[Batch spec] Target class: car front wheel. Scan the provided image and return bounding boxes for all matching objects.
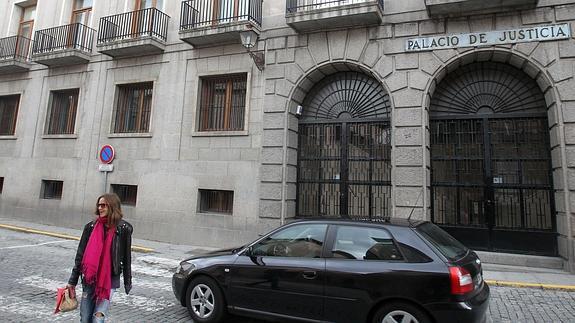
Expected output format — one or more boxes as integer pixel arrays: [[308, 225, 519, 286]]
[[373, 302, 431, 323], [186, 276, 226, 323]]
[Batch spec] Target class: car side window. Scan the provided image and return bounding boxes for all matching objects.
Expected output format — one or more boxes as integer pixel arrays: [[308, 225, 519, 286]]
[[250, 224, 328, 258], [331, 226, 404, 261]]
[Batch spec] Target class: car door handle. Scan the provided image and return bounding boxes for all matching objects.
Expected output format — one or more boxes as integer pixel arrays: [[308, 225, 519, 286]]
[[302, 271, 317, 280]]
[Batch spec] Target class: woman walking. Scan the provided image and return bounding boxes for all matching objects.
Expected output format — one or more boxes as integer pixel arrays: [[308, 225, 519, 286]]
[[67, 193, 133, 323]]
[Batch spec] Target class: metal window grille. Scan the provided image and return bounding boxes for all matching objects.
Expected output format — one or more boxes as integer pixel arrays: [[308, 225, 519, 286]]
[[111, 184, 138, 206], [0, 177, 3, 194], [0, 95, 20, 136], [41, 180, 63, 199], [199, 74, 246, 131], [199, 189, 233, 214], [46, 89, 79, 135], [113, 82, 153, 133]]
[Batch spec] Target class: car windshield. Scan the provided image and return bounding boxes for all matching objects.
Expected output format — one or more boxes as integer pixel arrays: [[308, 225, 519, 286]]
[[416, 223, 468, 261]]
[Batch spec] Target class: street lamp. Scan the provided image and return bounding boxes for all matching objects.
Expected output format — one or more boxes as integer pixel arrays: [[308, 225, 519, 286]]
[[239, 29, 265, 71]]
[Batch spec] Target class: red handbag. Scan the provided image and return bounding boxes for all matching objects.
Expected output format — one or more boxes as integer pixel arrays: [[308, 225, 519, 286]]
[[54, 287, 78, 314]]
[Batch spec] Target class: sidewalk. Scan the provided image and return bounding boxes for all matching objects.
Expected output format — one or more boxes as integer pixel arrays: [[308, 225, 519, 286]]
[[1, 217, 574, 291]]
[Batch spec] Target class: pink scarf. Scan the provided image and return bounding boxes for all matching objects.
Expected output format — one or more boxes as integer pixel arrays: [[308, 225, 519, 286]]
[[81, 216, 115, 301]]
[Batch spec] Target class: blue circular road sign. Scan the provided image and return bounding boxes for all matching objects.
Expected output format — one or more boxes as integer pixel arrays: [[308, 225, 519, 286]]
[[99, 145, 115, 164]]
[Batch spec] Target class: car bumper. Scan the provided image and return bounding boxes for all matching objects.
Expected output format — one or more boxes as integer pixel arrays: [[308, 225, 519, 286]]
[[426, 283, 490, 323], [172, 273, 187, 305]]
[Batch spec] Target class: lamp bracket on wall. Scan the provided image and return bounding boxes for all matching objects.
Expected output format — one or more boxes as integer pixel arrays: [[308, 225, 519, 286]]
[[239, 28, 265, 72]]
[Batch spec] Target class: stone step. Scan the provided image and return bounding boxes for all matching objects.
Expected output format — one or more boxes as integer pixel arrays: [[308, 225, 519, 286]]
[[476, 251, 565, 271]]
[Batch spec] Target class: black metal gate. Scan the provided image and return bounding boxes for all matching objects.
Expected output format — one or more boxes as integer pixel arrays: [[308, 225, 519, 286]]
[[298, 121, 391, 218], [430, 62, 557, 256], [296, 71, 391, 219]]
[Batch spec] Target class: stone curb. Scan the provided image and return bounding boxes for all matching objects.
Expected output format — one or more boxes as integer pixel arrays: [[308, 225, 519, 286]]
[[0, 223, 154, 253], [485, 279, 575, 291]]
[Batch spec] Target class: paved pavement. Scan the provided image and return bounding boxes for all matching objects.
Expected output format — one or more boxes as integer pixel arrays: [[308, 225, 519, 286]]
[[0, 218, 574, 323]]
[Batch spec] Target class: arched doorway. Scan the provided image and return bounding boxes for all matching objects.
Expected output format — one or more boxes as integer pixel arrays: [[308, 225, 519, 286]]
[[430, 61, 557, 256], [297, 71, 392, 219]]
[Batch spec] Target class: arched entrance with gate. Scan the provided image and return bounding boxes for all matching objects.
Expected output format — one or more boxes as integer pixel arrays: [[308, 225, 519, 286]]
[[297, 70, 392, 219], [429, 61, 557, 256]]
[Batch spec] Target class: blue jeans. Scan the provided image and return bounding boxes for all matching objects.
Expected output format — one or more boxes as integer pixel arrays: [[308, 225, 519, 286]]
[[80, 285, 115, 323]]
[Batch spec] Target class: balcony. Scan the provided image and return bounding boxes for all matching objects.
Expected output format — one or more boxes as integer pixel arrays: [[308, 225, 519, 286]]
[[425, 0, 537, 16], [97, 8, 170, 58], [179, 0, 262, 47], [285, 0, 384, 32], [32, 23, 94, 67], [0, 36, 33, 74]]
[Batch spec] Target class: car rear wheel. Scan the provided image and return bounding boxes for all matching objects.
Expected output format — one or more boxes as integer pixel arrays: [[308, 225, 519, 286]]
[[373, 302, 431, 323], [186, 276, 226, 323]]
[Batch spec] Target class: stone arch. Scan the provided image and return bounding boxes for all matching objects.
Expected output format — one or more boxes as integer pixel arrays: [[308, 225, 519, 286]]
[[287, 61, 395, 115], [423, 48, 565, 257], [258, 49, 395, 224], [424, 49, 558, 113], [284, 61, 394, 219]]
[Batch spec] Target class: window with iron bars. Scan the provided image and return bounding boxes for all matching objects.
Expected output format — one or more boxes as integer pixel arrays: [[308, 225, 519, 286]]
[[46, 89, 79, 135], [198, 189, 234, 215], [111, 184, 138, 206], [113, 82, 153, 133], [0, 95, 20, 136], [199, 74, 247, 131], [41, 180, 63, 199]]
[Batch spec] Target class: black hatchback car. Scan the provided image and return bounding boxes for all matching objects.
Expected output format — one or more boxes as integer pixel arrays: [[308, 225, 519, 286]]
[[172, 219, 489, 323]]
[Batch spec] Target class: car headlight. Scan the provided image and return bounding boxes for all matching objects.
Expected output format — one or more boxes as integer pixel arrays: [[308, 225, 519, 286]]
[[175, 261, 195, 274]]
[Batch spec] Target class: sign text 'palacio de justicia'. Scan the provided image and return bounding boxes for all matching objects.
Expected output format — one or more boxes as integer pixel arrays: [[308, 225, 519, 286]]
[[406, 23, 571, 52]]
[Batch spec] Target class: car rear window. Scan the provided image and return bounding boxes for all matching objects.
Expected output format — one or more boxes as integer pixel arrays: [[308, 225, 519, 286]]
[[415, 223, 468, 261]]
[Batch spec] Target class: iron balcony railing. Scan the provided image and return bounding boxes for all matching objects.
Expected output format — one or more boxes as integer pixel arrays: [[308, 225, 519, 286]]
[[98, 8, 170, 43], [286, 0, 384, 14], [0, 35, 33, 60], [180, 0, 262, 30], [32, 23, 95, 54]]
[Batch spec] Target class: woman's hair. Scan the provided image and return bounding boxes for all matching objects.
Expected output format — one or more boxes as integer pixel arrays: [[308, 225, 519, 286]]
[[94, 193, 123, 227]]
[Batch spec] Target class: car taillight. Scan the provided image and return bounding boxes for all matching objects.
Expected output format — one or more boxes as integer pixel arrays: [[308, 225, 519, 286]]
[[449, 266, 474, 295]]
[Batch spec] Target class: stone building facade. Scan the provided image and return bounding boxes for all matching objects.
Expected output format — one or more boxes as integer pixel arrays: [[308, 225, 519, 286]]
[[0, 0, 574, 271]]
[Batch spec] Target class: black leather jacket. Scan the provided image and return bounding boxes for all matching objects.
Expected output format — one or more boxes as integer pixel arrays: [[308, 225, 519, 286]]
[[68, 219, 133, 293]]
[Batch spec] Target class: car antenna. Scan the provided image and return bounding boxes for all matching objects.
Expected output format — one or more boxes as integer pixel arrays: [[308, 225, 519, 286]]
[[407, 188, 423, 221]]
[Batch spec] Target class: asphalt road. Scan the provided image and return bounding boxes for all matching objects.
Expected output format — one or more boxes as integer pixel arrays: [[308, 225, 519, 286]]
[[0, 227, 573, 323]]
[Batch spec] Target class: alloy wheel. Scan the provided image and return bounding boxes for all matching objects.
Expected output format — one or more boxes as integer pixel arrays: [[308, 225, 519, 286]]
[[382, 310, 419, 323], [190, 283, 215, 319]]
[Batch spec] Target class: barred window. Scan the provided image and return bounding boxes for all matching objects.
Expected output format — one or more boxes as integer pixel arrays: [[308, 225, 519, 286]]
[[0, 95, 20, 136], [111, 184, 138, 206], [46, 89, 79, 134], [0, 177, 4, 194], [199, 189, 233, 214], [113, 82, 153, 133], [199, 74, 247, 131], [41, 180, 63, 199]]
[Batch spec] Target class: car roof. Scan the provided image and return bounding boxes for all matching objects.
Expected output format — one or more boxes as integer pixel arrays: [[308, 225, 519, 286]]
[[287, 217, 428, 228]]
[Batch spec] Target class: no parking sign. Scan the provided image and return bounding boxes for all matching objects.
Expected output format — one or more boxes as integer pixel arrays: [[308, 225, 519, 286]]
[[99, 145, 115, 164]]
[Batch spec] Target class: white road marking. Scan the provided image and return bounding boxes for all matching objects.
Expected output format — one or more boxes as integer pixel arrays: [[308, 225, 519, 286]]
[[135, 255, 182, 269], [19, 275, 175, 312], [131, 263, 174, 278], [0, 295, 78, 321], [132, 278, 173, 292], [0, 240, 76, 250]]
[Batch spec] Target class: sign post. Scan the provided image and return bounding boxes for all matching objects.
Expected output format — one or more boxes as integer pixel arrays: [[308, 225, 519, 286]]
[[99, 145, 115, 193]]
